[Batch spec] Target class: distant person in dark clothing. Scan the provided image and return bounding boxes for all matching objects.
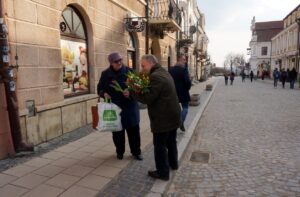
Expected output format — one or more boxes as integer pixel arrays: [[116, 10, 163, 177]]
[[250, 70, 254, 82], [261, 70, 265, 80], [241, 71, 246, 82], [273, 68, 280, 88], [287, 68, 290, 83], [289, 68, 298, 89], [281, 69, 288, 88], [224, 73, 229, 85], [169, 55, 192, 132], [230, 72, 235, 85]]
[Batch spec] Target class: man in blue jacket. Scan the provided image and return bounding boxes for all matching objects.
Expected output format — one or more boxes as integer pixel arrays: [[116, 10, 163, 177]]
[[169, 55, 191, 132], [97, 52, 142, 161]]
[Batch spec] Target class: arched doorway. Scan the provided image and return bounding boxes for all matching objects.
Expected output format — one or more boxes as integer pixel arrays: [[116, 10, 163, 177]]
[[60, 6, 89, 97], [127, 33, 137, 70], [150, 39, 161, 63]]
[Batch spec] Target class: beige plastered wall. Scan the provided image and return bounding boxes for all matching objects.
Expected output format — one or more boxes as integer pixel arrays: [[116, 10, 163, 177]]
[[3, 0, 177, 145]]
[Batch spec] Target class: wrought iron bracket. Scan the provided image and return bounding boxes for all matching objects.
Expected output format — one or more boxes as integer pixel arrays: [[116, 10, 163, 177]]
[[124, 17, 147, 32]]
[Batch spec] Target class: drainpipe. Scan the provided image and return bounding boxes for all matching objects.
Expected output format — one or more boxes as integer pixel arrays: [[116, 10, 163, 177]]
[[270, 40, 272, 78], [0, 1, 33, 153], [145, 0, 149, 54]]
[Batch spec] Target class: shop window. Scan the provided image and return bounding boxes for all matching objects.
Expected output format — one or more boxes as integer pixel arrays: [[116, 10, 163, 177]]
[[127, 33, 136, 70], [261, 46, 268, 56], [60, 6, 89, 97]]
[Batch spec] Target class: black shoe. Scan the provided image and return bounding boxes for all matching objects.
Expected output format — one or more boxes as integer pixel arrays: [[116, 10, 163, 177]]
[[148, 170, 169, 181], [117, 154, 123, 160], [133, 154, 143, 160], [180, 124, 185, 132], [170, 165, 178, 170]]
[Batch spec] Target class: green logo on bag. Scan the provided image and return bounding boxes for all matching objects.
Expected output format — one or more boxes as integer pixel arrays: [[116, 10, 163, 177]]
[[103, 110, 117, 121]]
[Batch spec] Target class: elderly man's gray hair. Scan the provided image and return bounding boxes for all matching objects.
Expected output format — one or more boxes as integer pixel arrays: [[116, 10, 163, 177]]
[[141, 54, 158, 65]]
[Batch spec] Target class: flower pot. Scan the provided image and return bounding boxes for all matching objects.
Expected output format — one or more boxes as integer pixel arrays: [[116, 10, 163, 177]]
[[206, 84, 213, 91]]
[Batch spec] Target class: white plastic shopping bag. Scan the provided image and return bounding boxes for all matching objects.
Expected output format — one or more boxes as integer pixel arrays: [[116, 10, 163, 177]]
[[97, 99, 122, 132]]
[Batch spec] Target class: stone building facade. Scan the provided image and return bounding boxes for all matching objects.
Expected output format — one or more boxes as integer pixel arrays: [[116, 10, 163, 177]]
[[271, 4, 300, 74], [0, 0, 182, 151], [249, 17, 283, 77], [177, 0, 208, 81]]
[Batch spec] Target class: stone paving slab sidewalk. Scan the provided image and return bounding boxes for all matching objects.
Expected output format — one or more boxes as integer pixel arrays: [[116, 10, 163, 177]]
[[0, 78, 216, 197], [98, 78, 217, 197]]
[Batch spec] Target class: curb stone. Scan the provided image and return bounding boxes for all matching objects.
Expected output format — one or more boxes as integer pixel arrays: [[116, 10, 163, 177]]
[[146, 79, 218, 197]]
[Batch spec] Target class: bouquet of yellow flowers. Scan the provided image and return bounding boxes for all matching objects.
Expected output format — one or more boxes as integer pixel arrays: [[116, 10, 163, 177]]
[[126, 71, 150, 94]]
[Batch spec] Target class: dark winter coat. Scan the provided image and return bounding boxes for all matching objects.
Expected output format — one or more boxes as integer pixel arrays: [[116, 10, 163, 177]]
[[289, 69, 298, 81], [230, 72, 235, 80], [97, 65, 140, 129], [131, 64, 181, 133], [273, 70, 280, 79], [281, 71, 288, 81], [169, 64, 191, 103]]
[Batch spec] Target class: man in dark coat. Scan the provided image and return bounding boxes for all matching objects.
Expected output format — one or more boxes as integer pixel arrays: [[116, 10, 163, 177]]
[[169, 55, 191, 131], [131, 54, 181, 181], [280, 69, 288, 88], [289, 67, 297, 89], [273, 68, 280, 88], [97, 52, 143, 161], [230, 72, 235, 85]]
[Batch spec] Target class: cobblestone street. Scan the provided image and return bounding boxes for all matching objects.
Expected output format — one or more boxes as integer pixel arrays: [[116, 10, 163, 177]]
[[167, 78, 300, 197]]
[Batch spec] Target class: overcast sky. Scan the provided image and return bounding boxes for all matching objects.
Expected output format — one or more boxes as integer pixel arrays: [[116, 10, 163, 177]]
[[197, 0, 300, 67]]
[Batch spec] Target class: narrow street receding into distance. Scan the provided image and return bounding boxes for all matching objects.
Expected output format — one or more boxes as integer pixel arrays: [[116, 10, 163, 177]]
[[167, 78, 300, 196]]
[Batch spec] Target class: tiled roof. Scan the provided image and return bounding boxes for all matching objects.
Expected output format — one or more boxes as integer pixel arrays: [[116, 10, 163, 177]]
[[255, 21, 283, 30], [254, 21, 284, 42]]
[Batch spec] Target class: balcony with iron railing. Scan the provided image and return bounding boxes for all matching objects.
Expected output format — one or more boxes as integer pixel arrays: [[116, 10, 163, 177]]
[[148, 0, 182, 32], [176, 26, 197, 48]]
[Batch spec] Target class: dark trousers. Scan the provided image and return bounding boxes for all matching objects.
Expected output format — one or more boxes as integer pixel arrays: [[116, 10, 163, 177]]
[[282, 79, 286, 88], [274, 78, 278, 87], [290, 80, 295, 89], [225, 79, 228, 85], [153, 129, 178, 177], [112, 125, 141, 156]]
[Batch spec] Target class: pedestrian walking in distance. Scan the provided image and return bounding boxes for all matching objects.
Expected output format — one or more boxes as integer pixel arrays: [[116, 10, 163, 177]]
[[250, 70, 254, 82], [131, 54, 181, 181], [97, 52, 143, 161], [273, 68, 280, 88], [241, 71, 246, 82], [289, 68, 297, 89], [169, 55, 192, 132], [280, 69, 287, 88], [230, 72, 235, 85], [224, 73, 229, 85]]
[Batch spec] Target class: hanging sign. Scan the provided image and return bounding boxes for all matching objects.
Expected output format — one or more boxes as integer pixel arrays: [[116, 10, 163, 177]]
[[2, 46, 9, 54], [3, 55, 9, 63], [9, 81, 15, 91], [125, 18, 145, 32], [8, 69, 13, 77]]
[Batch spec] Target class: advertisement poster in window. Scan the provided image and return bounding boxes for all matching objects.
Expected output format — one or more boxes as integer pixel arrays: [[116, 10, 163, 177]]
[[61, 39, 88, 96]]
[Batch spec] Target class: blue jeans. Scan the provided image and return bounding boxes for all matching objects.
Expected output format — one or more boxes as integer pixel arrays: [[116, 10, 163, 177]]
[[181, 102, 189, 123], [290, 80, 295, 89]]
